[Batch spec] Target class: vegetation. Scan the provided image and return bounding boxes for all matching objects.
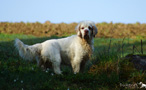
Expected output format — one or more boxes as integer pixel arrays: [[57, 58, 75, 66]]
[[0, 21, 146, 38], [0, 22, 146, 89]]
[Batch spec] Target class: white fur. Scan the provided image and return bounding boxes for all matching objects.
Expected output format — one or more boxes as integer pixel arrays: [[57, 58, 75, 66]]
[[139, 82, 146, 88], [14, 21, 98, 74]]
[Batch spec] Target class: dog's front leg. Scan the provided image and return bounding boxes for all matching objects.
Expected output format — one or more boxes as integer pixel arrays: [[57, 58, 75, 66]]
[[71, 57, 82, 74], [80, 60, 86, 73]]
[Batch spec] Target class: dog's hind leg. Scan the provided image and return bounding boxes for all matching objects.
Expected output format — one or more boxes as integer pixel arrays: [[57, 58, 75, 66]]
[[52, 61, 62, 74], [51, 54, 62, 74]]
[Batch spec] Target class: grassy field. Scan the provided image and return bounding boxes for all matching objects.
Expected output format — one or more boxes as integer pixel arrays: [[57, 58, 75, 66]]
[[0, 33, 146, 90]]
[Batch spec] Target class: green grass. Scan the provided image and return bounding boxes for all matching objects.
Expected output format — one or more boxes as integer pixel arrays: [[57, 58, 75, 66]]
[[0, 33, 36, 41], [0, 33, 146, 89]]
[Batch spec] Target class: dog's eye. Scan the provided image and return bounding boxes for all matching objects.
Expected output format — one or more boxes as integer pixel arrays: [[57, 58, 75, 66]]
[[88, 26, 92, 30], [81, 27, 84, 29]]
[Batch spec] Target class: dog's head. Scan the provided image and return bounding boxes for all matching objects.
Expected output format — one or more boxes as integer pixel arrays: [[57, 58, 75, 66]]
[[75, 21, 98, 39]]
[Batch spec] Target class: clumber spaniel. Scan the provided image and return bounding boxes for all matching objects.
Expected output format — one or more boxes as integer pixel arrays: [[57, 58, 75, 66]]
[[15, 21, 98, 74]]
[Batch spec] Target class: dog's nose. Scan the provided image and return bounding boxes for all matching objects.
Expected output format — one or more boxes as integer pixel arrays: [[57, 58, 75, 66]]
[[84, 30, 88, 33]]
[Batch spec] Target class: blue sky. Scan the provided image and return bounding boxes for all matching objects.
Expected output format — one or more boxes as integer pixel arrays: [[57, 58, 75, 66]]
[[0, 0, 146, 23]]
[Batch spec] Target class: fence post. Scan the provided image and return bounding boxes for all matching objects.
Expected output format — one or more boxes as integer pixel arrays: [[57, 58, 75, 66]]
[[141, 39, 143, 54], [133, 45, 135, 54]]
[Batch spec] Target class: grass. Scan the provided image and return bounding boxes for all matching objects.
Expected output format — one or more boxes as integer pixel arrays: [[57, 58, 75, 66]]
[[0, 33, 146, 89]]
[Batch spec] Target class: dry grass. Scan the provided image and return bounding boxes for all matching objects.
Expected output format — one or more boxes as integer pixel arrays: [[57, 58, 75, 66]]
[[0, 21, 146, 38]]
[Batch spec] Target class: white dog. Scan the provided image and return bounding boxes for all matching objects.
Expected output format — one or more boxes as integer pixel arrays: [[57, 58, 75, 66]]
[[15, 21, 98, 74]]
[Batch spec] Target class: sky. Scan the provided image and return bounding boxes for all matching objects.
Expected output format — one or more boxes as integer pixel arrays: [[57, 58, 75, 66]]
[[0, 0, 146, 24]]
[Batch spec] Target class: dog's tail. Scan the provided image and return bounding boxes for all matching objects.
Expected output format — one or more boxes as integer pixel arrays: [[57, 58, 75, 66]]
[[14, 38, 42, 61]]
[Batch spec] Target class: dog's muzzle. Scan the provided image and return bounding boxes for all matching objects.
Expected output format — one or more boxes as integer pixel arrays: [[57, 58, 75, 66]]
[[84, 30, 90, 39]]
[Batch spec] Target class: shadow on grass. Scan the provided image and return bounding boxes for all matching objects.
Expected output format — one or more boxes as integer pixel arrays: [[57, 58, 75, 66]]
[[0, 36, 146, 89]]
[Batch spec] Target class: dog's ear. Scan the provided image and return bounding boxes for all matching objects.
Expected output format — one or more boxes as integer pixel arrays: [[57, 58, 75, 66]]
[[75, 24, 82, 37], [92, 24, 98, 37]]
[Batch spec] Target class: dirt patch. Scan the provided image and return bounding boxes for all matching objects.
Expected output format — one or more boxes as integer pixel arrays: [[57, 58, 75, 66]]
[[125, 54, 146, 71]]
